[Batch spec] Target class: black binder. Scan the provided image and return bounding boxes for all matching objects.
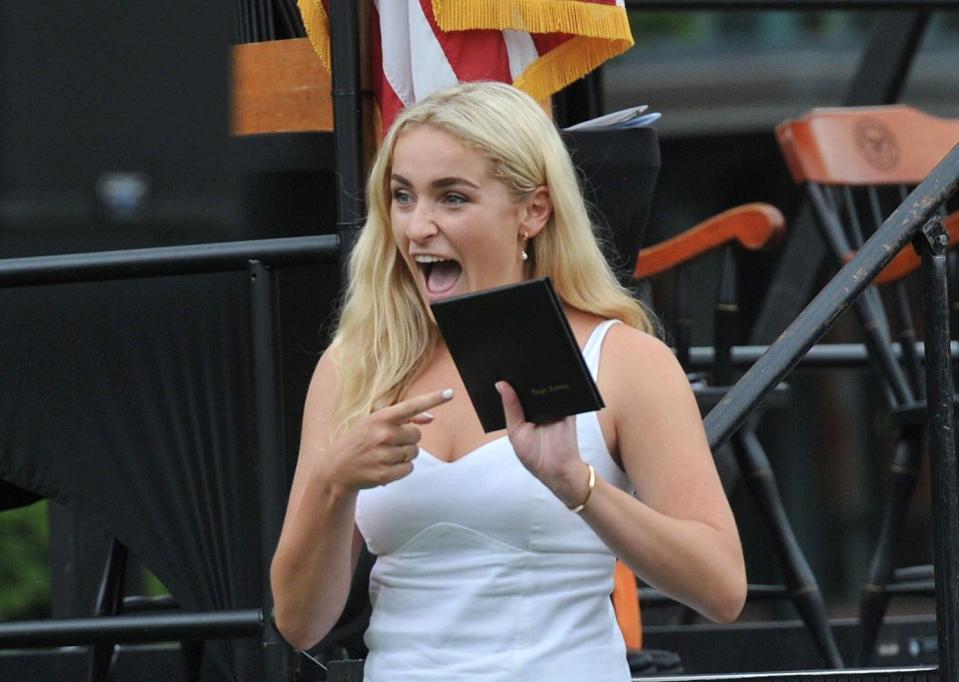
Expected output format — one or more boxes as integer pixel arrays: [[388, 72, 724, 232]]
[[431, 277, 604, 433]]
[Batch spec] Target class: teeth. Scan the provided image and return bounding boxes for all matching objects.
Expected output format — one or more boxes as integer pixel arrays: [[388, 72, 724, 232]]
[[413, 255, 450, 263]]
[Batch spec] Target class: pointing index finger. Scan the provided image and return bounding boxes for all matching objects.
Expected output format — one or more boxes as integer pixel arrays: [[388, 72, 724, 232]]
[[385, 388, 454, 423]]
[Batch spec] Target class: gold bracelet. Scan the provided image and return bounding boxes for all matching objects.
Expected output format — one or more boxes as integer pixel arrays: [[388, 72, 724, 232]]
[[568, 463, 596, 513]]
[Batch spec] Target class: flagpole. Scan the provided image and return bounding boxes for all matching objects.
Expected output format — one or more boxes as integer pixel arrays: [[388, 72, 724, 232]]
[[329, 0, 367, 280]]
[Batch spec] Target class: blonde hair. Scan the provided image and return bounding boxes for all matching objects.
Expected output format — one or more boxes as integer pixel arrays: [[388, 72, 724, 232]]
[[329, 81, 655, 429]]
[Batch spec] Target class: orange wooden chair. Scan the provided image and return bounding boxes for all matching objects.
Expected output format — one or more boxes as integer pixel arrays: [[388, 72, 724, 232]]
[[612, 202, 844, 669], [776, 104, 959, 664]]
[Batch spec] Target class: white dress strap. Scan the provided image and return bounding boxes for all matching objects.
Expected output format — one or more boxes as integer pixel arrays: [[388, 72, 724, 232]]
[[581, 319, 621, 378]]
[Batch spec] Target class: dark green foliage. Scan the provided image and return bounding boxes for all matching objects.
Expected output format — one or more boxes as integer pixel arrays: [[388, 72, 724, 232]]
[[629, 12, 698, 42], [0, 502, 50, 620]]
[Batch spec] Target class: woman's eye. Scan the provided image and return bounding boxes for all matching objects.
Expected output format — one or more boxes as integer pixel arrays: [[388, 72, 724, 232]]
[[443, 193, 467, 206], [392, 189, 412, 205]]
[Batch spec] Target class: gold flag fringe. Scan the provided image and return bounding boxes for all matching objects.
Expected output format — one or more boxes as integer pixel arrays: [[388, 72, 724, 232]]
[[297, 0, 332, 73], [432, 0, 634, 103], [433, 0, 633, 41], [513, 34, 631, 103]]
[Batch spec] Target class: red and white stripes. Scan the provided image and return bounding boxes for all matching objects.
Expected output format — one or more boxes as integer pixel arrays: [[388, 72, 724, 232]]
[[298, 0, 633, 132]]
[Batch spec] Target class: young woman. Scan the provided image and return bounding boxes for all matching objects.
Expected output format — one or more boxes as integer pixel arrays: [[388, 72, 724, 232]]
[[271, 81, 746, 681]]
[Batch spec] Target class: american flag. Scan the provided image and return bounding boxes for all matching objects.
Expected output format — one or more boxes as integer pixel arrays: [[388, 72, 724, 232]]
[[297, 0, 634, 131]]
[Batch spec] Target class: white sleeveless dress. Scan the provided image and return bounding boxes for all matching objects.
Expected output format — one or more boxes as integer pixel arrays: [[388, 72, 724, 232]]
[[355, 320, 632, 681]]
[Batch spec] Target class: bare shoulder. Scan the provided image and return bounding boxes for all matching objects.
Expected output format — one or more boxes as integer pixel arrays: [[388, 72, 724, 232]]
[[600, 324, 695, 413], [600, 324, 715, 509], [603, 324, 683, 376], [309, 346, 339, 388]]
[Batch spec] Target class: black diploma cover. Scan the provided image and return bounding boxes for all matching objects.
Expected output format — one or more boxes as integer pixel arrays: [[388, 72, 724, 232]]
[[430, 277, 605, 433]]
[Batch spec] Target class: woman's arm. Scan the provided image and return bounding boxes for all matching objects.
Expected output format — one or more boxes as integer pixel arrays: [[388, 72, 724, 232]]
[[270, 352, 365, 650], [590, 326, 746, 622], [498, 326, 746, 623], [270, 352, 453, 649]]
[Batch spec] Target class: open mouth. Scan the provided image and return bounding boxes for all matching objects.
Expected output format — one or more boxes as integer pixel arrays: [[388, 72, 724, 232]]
[[414, 255, 463, 297]]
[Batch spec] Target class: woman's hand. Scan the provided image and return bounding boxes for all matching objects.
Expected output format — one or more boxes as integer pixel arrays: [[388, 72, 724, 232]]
[[496, 380, 590, 508], [326, 388, 454, 491]]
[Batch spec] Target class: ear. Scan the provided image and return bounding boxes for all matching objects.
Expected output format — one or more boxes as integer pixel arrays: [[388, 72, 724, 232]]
[[518, 186, 552, 239]]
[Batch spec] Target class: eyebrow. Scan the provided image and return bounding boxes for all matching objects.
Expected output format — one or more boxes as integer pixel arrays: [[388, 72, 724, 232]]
[[390, 173, 480, 190]]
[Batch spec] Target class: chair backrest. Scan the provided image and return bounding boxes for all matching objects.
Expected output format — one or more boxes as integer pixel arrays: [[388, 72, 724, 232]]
[[778, 105, 959, 285], [777, 105, 959, 187]]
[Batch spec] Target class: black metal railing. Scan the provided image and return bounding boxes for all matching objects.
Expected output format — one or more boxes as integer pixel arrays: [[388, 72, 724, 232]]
[[0, 235, 338, 288], [686, 342, 959, 370], [0, 234, 339, 681], [0, 610, 263, 648]]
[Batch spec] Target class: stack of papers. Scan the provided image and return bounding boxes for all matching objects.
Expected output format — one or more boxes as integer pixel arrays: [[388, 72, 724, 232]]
[[562, 105, 661, 131]]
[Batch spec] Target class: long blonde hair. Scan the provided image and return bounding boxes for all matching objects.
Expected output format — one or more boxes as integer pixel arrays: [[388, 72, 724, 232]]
[[329, 81, 655, 429]]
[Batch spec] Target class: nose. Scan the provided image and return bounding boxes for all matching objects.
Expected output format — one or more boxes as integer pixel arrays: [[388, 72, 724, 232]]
[[405, 202, 438, 243]]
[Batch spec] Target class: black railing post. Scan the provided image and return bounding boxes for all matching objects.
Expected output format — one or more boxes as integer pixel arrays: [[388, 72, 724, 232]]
[[919, 216, 959, 682], [329, 0, 366, 280], [248, 259, 293, 681], [87, 538, 130, 682]]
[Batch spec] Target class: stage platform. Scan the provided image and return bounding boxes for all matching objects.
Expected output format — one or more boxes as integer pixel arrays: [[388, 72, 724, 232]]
[[643, 615, 939, 675], [650, 670, 936, 681]]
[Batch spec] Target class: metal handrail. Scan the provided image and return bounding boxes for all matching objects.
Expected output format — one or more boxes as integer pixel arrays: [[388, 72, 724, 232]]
[[0, 610, 263, 648], [0, 234, 339, 288]]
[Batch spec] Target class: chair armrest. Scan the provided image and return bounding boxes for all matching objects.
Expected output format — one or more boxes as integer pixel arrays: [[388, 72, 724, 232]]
[[843, 210, 959, 285], [634, 203, 785, 279]]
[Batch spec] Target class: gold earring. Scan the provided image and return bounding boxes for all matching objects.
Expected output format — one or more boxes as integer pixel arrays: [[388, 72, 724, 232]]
[[520, 232, 529, 261]]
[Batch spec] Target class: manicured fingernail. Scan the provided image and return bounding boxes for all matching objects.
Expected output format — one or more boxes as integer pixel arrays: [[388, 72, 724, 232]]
[[442, 388, 454, 400], [420, 411, 434, 420], [494, 382, 503, 395]]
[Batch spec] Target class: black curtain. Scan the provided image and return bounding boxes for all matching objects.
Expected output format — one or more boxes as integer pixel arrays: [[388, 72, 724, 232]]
[[0, 273, 266, 679]]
